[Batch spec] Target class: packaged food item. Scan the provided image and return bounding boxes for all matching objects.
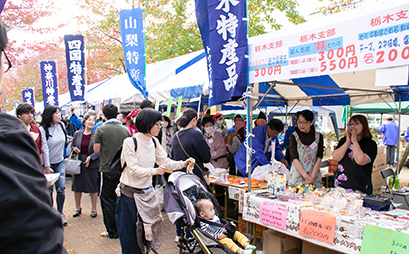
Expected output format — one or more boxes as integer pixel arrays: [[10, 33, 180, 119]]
[[186, 161, 194, 174], [267, 171, 286, 194]]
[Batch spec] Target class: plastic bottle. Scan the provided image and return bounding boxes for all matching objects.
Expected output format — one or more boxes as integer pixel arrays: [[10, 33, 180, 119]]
[[395, 175, 400, 190], [389, 176, 394, 189]]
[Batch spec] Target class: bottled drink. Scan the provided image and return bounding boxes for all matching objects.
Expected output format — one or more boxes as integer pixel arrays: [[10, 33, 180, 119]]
[[389, 176, 394, 189]]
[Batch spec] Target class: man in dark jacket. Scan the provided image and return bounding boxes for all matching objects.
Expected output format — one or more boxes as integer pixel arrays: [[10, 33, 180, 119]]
[[0, 18, 66, 253]]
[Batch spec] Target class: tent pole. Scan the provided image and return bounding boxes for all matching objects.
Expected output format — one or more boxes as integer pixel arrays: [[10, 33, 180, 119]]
[[396, 95, 402, 174]]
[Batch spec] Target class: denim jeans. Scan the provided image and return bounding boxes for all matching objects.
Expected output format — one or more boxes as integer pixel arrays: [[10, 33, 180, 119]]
[[116, 195, 143, 254], [48, 160, 65, 214]]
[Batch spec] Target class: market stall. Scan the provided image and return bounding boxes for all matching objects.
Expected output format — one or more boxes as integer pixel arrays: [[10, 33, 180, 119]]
[[242, 188, 409, 254]]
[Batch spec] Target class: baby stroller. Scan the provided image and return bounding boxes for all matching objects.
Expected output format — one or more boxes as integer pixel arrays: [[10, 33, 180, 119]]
[[164, 172, 254, 254]]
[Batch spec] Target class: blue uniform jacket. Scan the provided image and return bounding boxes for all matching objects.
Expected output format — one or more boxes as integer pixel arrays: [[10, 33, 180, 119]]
[[70, 114, 103, 131], [234, 124, 285, 177], [379, 121, 399, 146]]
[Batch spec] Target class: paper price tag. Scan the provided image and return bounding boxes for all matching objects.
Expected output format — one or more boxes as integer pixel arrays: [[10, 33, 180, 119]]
[[298, 209, 336, 244], [259, 199, 288, 230], [361, 224, 409, 254]]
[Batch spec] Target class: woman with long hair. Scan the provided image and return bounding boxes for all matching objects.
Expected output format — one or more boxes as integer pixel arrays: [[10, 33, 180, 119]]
[[332, 115, 377, 195], [116, 108, 194, 253], [171, 108, 211, 178], [40, 105, 68, 225], [71, 113, 100, 218], [170, 108, 211, 242], [288, 110, 324, 187]]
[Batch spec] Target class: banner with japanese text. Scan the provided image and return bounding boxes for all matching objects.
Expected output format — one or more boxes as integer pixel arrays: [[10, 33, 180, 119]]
[[22, 88, 35, 107], [119, 8, 147, 98], [196, 0, 248, 106], [249, 3, 409, 83], [40, 61, 59, 107], [64, 35, 85, 102]]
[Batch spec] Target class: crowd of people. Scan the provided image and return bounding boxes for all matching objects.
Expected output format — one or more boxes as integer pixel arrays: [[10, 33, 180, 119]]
[[5, 89, 385, 253]]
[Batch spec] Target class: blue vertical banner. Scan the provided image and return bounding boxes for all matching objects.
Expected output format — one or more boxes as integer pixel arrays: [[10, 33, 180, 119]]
[[64, 35, 85, 102], [195, 0, 248, 106], [22, 88, 35, 106], [40, 61, 59, 107], [119, 8, 147, 98]]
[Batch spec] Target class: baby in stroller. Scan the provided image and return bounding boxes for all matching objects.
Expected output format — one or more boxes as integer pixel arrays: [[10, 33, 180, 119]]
[[195, 199, 256, 254]]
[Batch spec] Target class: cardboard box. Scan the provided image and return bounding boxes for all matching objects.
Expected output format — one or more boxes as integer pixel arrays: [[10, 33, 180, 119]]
[[372, 145, 387, 195], [263, 229, 301, 254], [372, 169, 386, 195], [302, 241, 342, 254]]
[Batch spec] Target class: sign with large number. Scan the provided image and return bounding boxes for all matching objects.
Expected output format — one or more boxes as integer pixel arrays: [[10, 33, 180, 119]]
[[40, 61, 59, 107], [249, 3, 409, 83], [298, 209, 336, 244], [64, 35, 85, 102], [361, 224, 409, 254]]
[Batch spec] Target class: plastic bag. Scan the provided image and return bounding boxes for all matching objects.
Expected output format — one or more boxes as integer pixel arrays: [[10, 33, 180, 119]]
[[155, 185, 164, 211], [251, 164, 271, 182], [203, 162, 216, 176]]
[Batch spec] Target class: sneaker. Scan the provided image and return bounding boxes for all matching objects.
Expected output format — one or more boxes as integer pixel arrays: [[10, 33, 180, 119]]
[[61, 215, 68, 226], [175, 235, 180, 243]]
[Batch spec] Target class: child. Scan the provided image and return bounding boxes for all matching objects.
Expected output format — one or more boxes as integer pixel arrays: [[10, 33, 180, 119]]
[[194, 199, 256, 254]]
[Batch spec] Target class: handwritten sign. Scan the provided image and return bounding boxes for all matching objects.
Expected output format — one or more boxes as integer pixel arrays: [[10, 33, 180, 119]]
[[298, 209, 336, 244], [259, 199, 288, 230], [361, 224, 409, 254]]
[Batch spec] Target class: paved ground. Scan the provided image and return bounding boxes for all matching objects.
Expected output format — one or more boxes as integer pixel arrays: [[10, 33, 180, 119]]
[[62, 165, 409, 253], [62, 178, 181, 254]]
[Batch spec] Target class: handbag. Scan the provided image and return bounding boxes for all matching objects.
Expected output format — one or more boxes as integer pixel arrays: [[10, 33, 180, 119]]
[[64, 151, 82, 175], [175, 133, 213, 192]]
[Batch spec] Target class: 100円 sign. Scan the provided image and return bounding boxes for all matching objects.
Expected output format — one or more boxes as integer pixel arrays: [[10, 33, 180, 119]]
[[298, 208, 336, 244]]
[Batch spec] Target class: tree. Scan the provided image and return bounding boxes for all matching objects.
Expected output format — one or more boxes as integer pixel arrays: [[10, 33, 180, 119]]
[[0, 42, 68, 111], [0, 0, 68, 111], [77, 0, 306, 84], [318, 0, 364, 15]]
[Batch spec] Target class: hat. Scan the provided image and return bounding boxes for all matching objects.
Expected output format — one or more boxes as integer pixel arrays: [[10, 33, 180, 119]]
[[126, 109, 139, 120], [255, 119, 267, 127], [235, 121, 246, 132], [212, 112, 222, 121]]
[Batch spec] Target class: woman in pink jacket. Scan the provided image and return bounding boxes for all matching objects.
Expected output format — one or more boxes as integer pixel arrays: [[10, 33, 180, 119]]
[[202, 116, 229, 169]]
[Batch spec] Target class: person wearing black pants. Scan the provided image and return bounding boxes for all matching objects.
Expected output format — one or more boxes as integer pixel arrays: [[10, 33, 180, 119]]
[[93, 104, 131, 239]]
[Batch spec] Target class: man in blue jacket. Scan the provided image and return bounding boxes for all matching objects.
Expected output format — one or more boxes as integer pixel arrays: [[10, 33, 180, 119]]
[[234, 118, 289, 177], [379, 117, 399, 166]]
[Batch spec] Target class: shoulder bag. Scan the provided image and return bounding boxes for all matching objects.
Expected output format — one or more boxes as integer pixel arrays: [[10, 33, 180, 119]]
[[64, 151, 81, 175], [175, 132, 213, 192]]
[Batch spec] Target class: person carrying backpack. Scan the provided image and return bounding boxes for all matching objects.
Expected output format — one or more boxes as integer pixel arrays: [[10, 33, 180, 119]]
[[93, 103, 130, 239], [40, 105, 69, 226], [116, 108, 194, 254]]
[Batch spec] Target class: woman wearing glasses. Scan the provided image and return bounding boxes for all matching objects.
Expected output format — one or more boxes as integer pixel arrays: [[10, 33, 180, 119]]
[[332, 115, 377, 195], [288, 110, 324, 187], [116, 108, 194, 253]]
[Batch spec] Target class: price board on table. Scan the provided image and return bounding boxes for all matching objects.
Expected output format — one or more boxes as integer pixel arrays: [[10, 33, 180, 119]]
[[259, 199, 288, 230], [298, 209, 336, 244], [361, 224, 409, 254]]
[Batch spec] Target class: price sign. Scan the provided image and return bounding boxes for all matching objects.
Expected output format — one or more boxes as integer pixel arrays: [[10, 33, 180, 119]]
[[361, 224, 409, 254], [259, 199, 288, 230], [298, 209, 336, 244]]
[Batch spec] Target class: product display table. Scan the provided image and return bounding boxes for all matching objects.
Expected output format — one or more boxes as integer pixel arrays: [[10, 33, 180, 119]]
[[242, 190, 409, 253]]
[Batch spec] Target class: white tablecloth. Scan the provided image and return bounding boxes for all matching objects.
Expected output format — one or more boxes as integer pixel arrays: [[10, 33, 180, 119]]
[[242, 190, 409, 254]]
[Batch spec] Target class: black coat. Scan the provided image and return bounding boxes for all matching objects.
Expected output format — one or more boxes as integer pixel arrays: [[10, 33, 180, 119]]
[[0, 113, 66, 254]]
